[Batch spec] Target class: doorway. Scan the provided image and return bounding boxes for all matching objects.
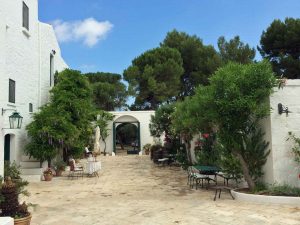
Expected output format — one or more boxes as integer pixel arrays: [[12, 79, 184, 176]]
[[113, 121, 140, 155], [4, 134, 11, 161]]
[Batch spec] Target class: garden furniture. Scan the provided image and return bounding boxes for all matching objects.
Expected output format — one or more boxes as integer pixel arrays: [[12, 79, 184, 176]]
[[86, 159, 101, 177], [68, 159, 84, 179], [211, 186, 235, 201], [157, 158, 169, 166], [193, 165, 219, 186], [187, 166, 209, 189], [216, 172, 239, 187]]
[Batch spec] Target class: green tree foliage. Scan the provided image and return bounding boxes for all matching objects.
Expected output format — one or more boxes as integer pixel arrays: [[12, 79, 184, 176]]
[[218, 36, 256, 64], [26, 69, 95, 163], [85, 72, 128, 110], [288, 132, 300, 164], [195, 133, 219, 166], [124, 47, 184, 110], [172, 62, 276, 190], [149, 104, 175, 138], [208, 62, 276, 190], [96, 110, 115, 155], [242, 127, 270, 181], [161, 29, 222, 96], [258, 18, 300, 79]]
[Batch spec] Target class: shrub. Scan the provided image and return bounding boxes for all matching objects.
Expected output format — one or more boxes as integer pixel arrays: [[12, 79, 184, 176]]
[[268, 184, 300, 197], [4, 161, 29, 196]]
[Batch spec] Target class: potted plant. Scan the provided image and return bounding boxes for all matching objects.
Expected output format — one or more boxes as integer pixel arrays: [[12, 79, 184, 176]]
[[43, 168, 53, 181], [0, 176, 32, 225], [53, 160, 66, 176], [143, 144, 152, 155]]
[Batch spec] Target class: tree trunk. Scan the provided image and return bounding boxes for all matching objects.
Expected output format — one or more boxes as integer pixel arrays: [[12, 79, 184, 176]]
[[233, 150, 256, 191], [47, 159, 51, 168], [182, 134, 192, 164], [104, 140, 107, 156]]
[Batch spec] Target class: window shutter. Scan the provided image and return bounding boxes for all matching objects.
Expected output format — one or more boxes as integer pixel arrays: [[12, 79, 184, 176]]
[[9, 79, 15, 103], [22, 2, 29, 30]]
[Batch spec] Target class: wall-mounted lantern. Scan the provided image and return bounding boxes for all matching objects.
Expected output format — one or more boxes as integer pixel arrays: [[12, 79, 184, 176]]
[[278, 103, 290, 116], [2, 108, 23, 129]]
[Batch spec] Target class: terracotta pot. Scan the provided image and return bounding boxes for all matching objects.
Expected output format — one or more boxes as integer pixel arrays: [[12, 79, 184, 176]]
[[55, 170, 63, 176], [14, 213, 32, 225], [44, 174, 53, 181]]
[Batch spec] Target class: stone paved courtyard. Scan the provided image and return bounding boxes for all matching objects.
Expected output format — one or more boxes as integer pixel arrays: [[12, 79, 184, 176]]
[[26, 156, 300, 225]]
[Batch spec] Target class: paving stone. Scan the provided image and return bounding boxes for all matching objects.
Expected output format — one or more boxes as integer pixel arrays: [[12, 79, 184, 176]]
[[24, 156, 300, 225]]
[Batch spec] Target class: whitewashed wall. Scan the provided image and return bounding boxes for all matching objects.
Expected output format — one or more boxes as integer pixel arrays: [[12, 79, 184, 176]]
[[0, 0, 67, 177], [263, 80, 300, 187], [100, 111, 155, 154]]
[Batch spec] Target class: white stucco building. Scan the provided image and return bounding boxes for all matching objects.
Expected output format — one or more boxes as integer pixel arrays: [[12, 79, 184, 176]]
[[0, 0, 67, 178]]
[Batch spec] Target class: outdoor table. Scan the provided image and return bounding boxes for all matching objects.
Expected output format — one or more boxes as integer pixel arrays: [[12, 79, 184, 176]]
[[193, 165, 220, 175], [193, 165, 220, 184], [86, 160, 101, 177]]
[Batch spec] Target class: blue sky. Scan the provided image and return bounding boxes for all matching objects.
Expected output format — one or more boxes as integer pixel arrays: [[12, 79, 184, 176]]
[[39, 0, 300, 75]]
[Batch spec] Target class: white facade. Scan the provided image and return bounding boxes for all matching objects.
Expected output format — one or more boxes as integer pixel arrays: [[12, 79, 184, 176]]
[[0, 0, 67, 177], [263, 80, 300, 188], [101, 111, 155, 154]]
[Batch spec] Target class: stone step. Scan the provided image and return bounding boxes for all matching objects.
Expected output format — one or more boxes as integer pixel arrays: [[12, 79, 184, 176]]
[[20, 168, 43, 175], [20, 161, 41, 168], [20, 174, 42, 182], [21, 155, 39, 162]]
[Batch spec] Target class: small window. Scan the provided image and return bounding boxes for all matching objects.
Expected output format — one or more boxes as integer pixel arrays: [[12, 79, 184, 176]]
[[22, 2, 29, 30], [9, 79, 15, 103], [29, 103, 33, 112]]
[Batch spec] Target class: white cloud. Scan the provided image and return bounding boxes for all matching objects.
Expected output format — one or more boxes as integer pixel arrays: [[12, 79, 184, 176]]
[[52, 18, 113, 47]]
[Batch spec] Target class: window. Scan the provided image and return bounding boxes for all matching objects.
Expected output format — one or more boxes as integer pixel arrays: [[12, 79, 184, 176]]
[[22, 2, 29, 30], [9, 79, 15, 103], [29, 103, 33, 112], [50, 54, 54, 86]]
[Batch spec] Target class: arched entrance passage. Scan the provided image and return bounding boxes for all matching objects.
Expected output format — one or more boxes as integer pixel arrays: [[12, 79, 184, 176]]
[[112, 115, 140, 154]]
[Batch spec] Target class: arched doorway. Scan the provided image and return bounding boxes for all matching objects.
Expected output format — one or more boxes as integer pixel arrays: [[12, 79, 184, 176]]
[[4, 134, 11, 161], [112, 115, 140, 155]]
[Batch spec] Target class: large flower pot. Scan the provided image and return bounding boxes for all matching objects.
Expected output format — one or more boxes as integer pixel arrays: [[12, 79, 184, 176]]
[[44, 174, 53, 181], [55, 170, 63, 177], [14, 213, 32, 225]]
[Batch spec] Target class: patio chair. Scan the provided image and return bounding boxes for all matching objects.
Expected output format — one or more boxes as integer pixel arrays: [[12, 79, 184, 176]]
[[187, 166, 209, 189], [68, 159, 84, 179], [216, 172, 238, 187]]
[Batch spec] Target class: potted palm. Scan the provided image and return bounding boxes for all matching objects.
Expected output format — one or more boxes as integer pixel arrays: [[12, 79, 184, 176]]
[[43, 168, 54, 181], [0, 176, 32, 225], [143, 143, 152, 155], [53, 160, 66, 176]]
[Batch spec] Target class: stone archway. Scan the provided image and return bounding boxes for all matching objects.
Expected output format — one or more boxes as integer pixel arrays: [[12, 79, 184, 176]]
[[112, 115, 140, 154]]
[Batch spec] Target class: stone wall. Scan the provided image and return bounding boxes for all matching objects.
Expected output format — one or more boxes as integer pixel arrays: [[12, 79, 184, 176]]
[[263, 79, 300, 187]]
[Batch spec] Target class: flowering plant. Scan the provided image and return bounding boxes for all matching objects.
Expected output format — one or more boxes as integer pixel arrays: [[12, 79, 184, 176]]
[[43, 168, 53, 175]]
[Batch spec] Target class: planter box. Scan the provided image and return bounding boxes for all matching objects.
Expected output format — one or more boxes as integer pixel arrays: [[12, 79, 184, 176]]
[[232, 189, 300, 206], [0, 217, 13, 225]]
